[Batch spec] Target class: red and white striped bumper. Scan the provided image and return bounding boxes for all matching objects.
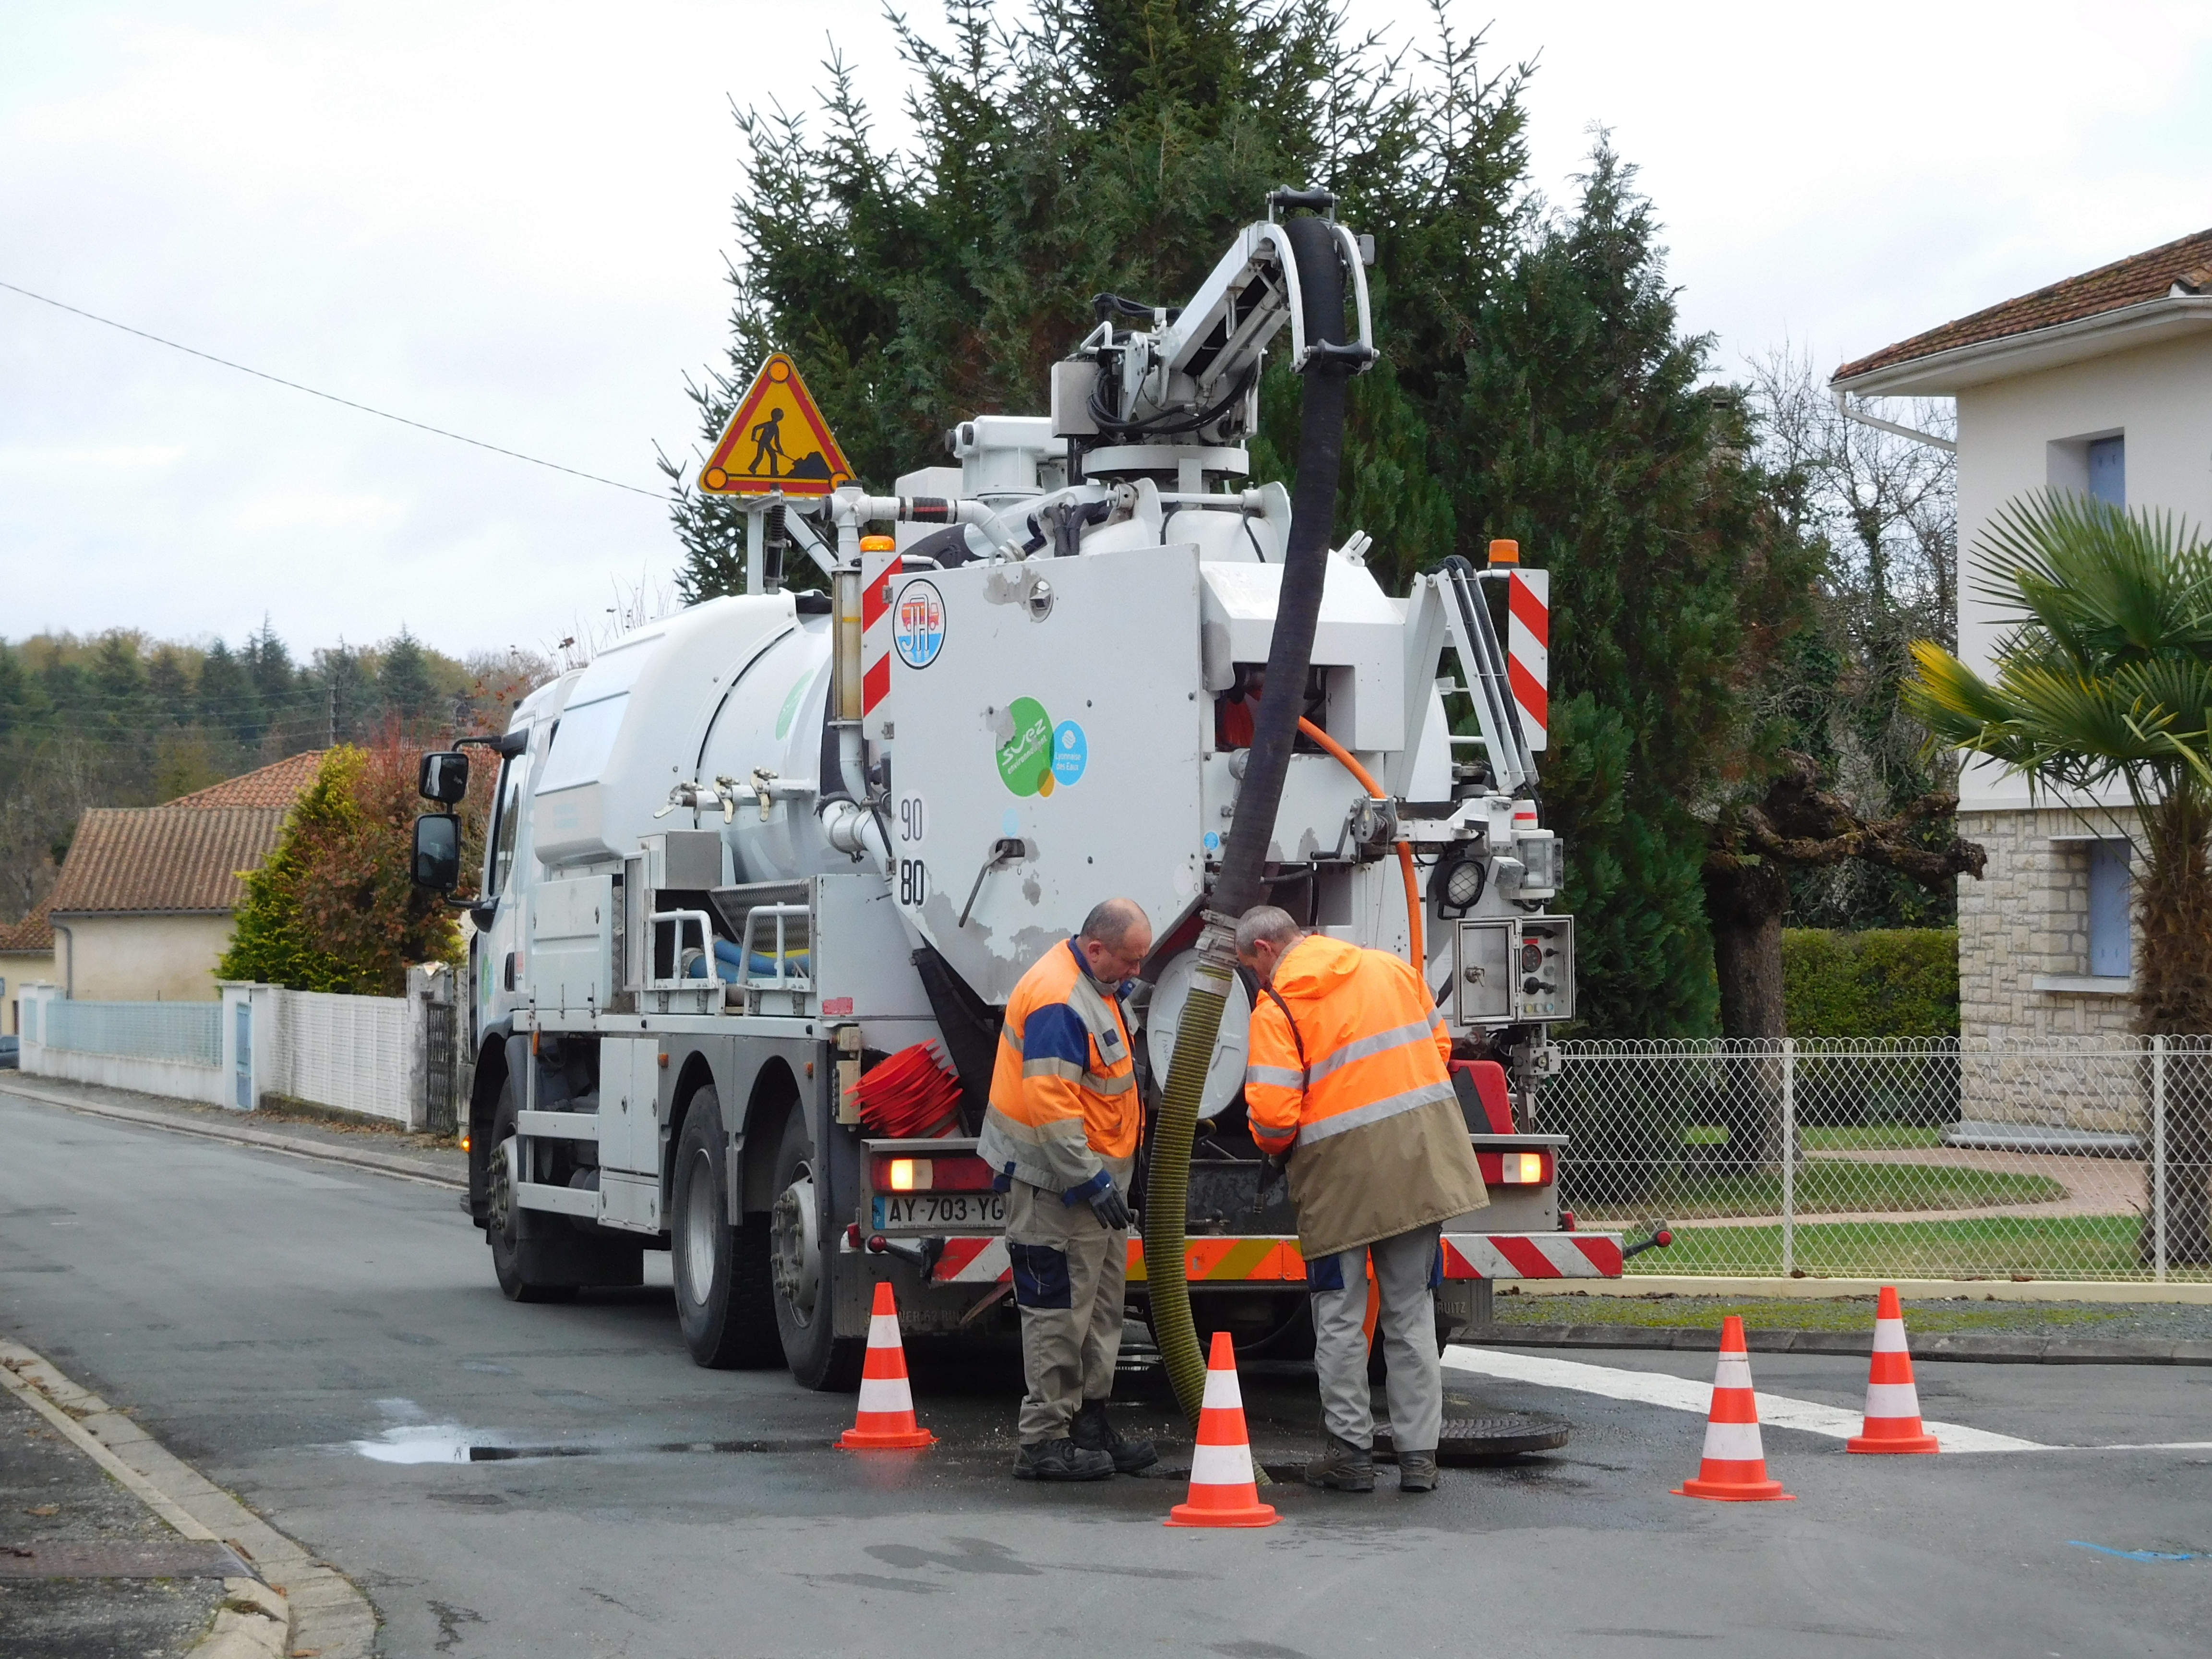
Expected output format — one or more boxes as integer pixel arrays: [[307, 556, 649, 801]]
[[920, 1232, 1623, 1286]]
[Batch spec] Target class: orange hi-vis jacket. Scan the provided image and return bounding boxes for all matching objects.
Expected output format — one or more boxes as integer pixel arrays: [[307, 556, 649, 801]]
[[1245, 933, 1488, 1258], [977, 938, 1141, 1197]]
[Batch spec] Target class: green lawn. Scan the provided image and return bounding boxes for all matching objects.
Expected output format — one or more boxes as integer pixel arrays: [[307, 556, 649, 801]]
[[1682, 1124, 1946, 1152], [1802, 1125, 1946, 1152], [1614, 1214, 2204, 1281], [1489, 1294, 2139, 1334], [1579, 1159, 2064, 1223]]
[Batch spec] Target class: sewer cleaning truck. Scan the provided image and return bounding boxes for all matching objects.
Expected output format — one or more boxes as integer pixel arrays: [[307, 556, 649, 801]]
[[409, 189, 1652, 1407]]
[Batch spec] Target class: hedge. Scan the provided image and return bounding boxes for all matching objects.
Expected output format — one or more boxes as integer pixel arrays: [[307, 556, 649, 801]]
[[1782, 928, 1959, 1038]]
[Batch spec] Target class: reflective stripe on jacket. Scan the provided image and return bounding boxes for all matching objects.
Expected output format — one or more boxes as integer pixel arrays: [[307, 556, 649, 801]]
[[977, 938, 1140, 1195], [1244, 933, 1487, 1258]]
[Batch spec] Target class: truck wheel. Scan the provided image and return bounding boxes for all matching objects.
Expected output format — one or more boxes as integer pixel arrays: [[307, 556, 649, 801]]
[[672, 1086, 780, 1369], [487, 1082, 576, 1304], [769, 1104, 863, 1391]]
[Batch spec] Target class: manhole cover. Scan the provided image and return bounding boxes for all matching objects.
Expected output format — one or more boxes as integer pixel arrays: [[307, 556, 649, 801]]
[[1376, 1413, 1568, 1463]]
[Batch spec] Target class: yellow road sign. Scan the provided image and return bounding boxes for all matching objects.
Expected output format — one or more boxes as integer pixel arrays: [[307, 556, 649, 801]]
[[697, 353, 854, 497]]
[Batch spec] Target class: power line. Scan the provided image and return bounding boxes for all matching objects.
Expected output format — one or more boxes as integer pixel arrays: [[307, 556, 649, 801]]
[[0, 279, 667, 500]]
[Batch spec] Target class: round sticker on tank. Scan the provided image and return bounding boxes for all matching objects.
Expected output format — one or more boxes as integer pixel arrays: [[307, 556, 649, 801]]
[[1051, 720, 1087, 788], [995, 696, 1055, 796], [893, 579, 946, 669]]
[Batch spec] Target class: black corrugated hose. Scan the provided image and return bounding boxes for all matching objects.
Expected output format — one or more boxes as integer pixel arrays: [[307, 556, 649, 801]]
[[1143, 208, 1363, 1427]]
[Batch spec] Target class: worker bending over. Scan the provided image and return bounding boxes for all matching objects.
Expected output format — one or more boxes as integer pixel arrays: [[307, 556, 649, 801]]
[[1238, 905, 1488, 1494], [978, 898, 1161, 1482]]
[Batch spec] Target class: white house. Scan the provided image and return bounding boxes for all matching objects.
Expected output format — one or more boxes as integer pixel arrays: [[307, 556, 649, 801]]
[[1833, 228, 2212, 1045]]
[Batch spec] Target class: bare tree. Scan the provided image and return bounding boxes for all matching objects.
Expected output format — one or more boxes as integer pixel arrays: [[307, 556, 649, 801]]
[[1698, 347, 1980, 1056]]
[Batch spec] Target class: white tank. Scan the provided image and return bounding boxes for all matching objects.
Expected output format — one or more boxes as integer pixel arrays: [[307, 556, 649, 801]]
[[531, 594, 838, 874], [694, 615, 854, 884]]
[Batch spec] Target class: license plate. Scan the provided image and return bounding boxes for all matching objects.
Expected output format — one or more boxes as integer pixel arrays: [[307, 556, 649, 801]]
[[872, 1193, 1007, 1229]]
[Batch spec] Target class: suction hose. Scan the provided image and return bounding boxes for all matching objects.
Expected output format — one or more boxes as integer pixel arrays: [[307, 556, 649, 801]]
[[1143, 211, 1363, 1426]]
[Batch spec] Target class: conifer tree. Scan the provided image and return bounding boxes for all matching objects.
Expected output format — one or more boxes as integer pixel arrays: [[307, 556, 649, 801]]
[[670, 1, 1815, 1035]]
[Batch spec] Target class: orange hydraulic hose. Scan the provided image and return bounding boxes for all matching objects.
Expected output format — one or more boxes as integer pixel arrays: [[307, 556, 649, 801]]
[[1295, 717, 1424, 968]]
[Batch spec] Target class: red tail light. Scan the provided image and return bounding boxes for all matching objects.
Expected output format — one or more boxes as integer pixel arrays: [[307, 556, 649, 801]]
[[871, 1153, 996, 1192]]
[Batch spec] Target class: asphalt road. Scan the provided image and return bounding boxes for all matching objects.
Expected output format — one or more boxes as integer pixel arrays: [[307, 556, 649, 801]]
[[4, 1090, 2211, 1659]]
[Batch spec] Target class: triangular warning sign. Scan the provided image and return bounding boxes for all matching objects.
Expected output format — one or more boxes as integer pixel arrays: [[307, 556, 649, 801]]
[[697, 353, 854, 498]]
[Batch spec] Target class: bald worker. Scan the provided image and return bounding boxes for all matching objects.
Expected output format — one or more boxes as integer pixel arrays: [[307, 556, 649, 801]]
[[977, 898, 1161, 1481]]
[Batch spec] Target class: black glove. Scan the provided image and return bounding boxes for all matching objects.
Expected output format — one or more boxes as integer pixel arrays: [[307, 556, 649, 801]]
[[1088, 1184, 1133, 1231]]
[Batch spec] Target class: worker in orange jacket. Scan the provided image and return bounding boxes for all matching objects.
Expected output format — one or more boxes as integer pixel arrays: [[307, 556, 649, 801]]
[[1238, 905, 1488, 1494], [977, 897, 1160, 1482]]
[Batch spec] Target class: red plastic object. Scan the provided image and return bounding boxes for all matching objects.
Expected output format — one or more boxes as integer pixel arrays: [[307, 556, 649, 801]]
[[852, 1042, 963, 1140], [1447, 1059, 1517, 1133]]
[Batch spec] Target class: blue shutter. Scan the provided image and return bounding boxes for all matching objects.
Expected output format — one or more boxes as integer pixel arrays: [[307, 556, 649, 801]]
[[2087, 841, 2131, 977], [2087, 436, 2125, 508]]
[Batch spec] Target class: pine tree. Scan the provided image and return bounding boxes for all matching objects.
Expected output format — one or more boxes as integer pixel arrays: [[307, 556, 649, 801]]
[[377, 629, 440, 729], [197, 639, 260, 744]]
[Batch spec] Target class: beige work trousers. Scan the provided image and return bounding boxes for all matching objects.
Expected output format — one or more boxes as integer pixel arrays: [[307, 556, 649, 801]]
[[1005, 1158, 1132, 1445]]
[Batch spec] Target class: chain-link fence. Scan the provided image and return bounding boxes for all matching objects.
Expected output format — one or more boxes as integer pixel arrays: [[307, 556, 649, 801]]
[[1537, 1038, 2212, 1284], [43, 999, 221, 1067]]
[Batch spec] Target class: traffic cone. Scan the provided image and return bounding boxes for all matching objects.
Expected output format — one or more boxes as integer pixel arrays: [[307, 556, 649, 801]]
[[838, 1280, 936, 1450], [1848, 1286, 1940, 1454], [1672, 1315, 1793, 1502], [1166, 1331, 1278, 1528]]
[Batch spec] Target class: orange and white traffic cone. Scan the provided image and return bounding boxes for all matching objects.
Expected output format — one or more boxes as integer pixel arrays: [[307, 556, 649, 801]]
[[1673, 1315, 1793, 1502], [838, 1280, 936, 1450], [1848, 1286, 1940, 1454], [1166, 1330, 1278, 1528]]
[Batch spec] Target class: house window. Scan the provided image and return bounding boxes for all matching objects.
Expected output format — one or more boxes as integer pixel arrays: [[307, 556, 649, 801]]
[[2088, 840, 2132, 977], [2087, 435, 2125, 507]]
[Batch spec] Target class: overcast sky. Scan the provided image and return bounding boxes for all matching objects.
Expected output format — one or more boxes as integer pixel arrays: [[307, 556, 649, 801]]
[[4, 1, 2209, 658]]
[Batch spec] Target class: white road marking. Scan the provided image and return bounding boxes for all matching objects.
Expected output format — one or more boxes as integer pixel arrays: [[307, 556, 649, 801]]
[[1442, 1344, 2046, 1452]]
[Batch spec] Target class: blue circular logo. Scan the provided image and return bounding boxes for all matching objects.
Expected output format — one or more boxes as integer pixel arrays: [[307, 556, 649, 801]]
[[1203, 830, 1221, 853], [892, 579, 946, 669], [1051, 721, 1087, 788]]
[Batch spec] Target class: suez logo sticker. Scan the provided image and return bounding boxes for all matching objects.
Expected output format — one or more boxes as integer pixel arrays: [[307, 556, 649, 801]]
[[892, 579, 946, 670], [891, 701, 1088, 911], [993, 697, 1087, 796]]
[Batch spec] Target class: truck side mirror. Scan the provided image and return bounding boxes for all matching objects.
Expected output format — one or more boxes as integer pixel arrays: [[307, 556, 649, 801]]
[[412, 813, 462, 892], [418, 751, 469, 804]]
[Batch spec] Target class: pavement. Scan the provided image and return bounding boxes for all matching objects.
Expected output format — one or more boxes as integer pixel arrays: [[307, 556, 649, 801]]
[[4, 1080, 2212, 1658], [0, 1373, 233, 1659]]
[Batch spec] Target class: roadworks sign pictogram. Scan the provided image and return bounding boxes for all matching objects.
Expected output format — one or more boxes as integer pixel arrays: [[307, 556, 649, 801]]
[[697, 353, 854, 497]]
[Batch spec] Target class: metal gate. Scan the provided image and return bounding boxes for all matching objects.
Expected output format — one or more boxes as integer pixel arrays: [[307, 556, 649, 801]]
[[422, 995, 458, 1136]]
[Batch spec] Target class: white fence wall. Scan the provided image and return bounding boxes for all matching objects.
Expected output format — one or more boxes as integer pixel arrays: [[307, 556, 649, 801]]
[[16, 989, 230, 1106], [17, 973, 457, 1130], [254, 987, 410, 1122]]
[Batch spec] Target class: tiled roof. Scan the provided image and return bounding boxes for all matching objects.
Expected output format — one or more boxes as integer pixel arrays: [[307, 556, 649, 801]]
[[47, 807, 289, 915], [164, 750, 324, 809], [1834, 227, 2212, 383], [0, 893, 54, 954]]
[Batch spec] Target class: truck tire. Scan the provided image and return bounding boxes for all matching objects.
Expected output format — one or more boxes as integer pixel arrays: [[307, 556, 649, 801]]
[[672, 1086, 780, 1369], [487, 1082, 577, 1304], [768, 1103, 863, 1391]]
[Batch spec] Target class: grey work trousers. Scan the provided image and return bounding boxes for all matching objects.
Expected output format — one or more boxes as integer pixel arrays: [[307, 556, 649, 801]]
[[1005, 1161, 1131, 1445], [1308, 1221, 1443, 1453]]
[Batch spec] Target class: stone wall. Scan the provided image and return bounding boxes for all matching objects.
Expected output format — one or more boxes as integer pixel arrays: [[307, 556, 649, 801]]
[[1956, 805, 2141, 1130]]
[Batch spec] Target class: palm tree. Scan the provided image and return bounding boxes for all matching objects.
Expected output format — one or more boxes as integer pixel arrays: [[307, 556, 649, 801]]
[[1905, 490, 2212, 1264]]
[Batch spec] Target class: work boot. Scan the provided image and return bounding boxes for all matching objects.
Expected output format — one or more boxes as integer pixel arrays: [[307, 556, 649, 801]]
[[1070, 1399, 1159, 1474], [1012, 1437, 1114, 1482], [1304, 1432, 1375, 1492], [1398, 1450, 1439, 1493]]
